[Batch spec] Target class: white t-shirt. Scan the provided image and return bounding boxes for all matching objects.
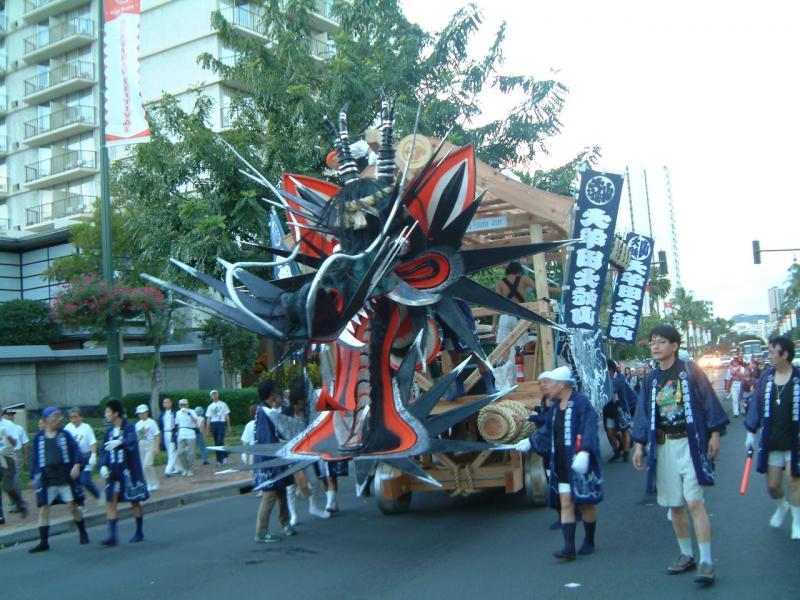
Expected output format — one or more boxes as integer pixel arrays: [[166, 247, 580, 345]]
[[135, 417, 160, 441], [175, 408, 201, 440], [240, 419, 255, 465], [0, 419, 17, 456], [207, 400, 230, 423], [4, 420, 28, 451], [64, 421, 97, 454]]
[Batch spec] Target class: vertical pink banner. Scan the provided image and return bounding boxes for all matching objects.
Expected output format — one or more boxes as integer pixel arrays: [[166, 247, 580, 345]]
[[104, 0, 150, 144]]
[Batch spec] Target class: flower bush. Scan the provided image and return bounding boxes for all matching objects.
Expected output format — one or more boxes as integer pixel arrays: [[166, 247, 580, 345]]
[[52, 274, 165, 330]]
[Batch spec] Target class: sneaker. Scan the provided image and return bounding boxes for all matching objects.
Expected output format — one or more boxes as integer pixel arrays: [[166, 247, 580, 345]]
[[282, 525, 297, 537], [185, 470, 194, 477], [770, 501, 790, 528], [290, 516, 299, 527], [553, 548, 576, 561], [309, 501, 331, 520], [100, 537, 117, 547], [28, 542, 50, 553], [254, 532, 280, 543], [667, 554, 697, 574], [694, 562, 715, 585], [791, 519, 800, 540]]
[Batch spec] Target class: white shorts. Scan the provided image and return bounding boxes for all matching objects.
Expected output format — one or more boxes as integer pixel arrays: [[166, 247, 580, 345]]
[[655, 437, 704, 507], [768, 450, 792, 468], [47, 485, 74, 505]]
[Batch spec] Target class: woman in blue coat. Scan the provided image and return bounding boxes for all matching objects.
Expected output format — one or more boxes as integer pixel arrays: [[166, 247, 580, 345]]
[[516, 366, 603, 560]]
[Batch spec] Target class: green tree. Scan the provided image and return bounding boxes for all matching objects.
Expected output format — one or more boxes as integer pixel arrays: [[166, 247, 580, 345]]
[[0, 300, 60, 345], [200, 317, 260, 388], [646, 265, 672, 317]]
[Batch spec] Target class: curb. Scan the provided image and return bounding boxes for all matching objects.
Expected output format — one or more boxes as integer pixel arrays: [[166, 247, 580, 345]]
[[0, 480, 249, 549]]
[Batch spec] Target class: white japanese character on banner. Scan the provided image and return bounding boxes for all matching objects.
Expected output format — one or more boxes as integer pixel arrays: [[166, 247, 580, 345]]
[[571, 287, 599, 307], [627, 260, 647, 276], [611, 313, 637, 328], [580, 208, 612, 230], [609, 325, 634, 341], [575, 248, 604, 270], [620, 272, 645, 287], [570, 306, 595, 326], [579, 227, 608, 250], [614, 298, 638, 315], [574, 268, 600, 289], [618, 285, 643, 301]]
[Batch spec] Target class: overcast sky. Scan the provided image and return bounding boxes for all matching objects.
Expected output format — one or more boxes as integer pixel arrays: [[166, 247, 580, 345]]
[[401, 0, 799, 319]]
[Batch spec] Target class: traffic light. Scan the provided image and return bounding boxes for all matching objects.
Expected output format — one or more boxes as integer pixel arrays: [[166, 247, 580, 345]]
[[657, 250, 668, 274], [752, 240, 761, 265]]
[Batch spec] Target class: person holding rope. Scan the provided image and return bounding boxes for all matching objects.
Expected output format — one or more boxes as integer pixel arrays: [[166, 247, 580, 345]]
[[744, 336, 800, 540], [515, 366, 603, 560]]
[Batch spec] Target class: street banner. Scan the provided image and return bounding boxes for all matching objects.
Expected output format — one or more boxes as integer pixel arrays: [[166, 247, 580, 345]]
[[103, 0, 149, 145], [606, 233, 654, 344], [568, 328, 612, 412], [269, 207, 300, 280], [564, 169, 624, 329]]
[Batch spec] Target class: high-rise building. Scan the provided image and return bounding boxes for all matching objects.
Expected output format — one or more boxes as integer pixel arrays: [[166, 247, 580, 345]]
[[768, 286, 785, 322], [0, 0, 338, 303]]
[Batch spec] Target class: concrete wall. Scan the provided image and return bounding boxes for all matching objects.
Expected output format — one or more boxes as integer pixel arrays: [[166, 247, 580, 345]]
[[0, 354, 201, 410]]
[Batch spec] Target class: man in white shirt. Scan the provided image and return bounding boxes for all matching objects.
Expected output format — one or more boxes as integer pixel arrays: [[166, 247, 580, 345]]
[[2, 406, 29, 516], [159, 397, 182, 476], [64, 407, 101, 503], [176, 399, 202, 477], [0, 410, 28, 523], [206, 390, 231, 465], [135, 405, 161, 491]]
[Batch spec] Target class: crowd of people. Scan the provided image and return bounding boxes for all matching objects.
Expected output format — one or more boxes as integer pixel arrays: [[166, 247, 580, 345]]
[[0, 322, 797, 590]]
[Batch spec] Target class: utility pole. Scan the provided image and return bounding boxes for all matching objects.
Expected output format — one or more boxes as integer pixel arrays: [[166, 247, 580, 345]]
[[97, 0, 122, 400], [625, 165, 636, 233]]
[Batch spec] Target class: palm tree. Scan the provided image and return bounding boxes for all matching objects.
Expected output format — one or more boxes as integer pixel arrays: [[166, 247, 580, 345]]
[[647, 266, 672, 317]]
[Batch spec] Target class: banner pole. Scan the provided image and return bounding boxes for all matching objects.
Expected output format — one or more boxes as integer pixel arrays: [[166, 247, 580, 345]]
[[97, 0, 122, 400]]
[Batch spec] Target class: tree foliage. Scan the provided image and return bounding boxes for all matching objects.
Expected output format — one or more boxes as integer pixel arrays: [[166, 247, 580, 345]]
[[0, 300, 60, 345], [200, 317, 260, 387]]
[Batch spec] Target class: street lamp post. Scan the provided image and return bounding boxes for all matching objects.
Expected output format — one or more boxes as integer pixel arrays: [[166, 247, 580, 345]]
[[97, 0, 122, 399]]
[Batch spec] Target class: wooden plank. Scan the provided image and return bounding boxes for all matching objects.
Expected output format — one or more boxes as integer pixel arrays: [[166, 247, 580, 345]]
[[413, 372, 433, 392], [429, 381, 543, 415], [530, 224, 555, 373], [462, 318, 530, 393]]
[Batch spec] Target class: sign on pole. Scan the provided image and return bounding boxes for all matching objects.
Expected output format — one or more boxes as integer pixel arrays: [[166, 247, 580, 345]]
[[563, 169, 624, 330], [606, 233, 654, 344], [103, 0, 149, 145]]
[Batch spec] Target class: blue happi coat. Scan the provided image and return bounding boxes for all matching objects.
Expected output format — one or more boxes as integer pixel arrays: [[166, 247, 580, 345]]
[[609, 373, 634, 431], [253, 406, 287, 491], [530, 390, 604, 505], [745, 366, 800, 477], [632, 359, 729, 494], [99, 419, 149, 502], [30, 429, 86, 507]]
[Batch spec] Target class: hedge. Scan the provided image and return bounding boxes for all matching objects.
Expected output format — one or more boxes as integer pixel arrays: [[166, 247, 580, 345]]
[[110, 389, 260, 426]]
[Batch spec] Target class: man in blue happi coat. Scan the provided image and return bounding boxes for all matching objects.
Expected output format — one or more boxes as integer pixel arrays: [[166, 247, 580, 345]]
[[28, 406, 89, 553], [604, 359, 633, 462], [516, 366, 603, 560], [99, 400, 149, 546], [744, 335, 800, 540], [633, 325, 728, 586]]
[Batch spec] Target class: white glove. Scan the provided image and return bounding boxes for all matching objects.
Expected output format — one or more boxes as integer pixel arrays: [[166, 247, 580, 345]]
[[88, 453, 97, 467], [104, 439, 122, 452], [745, 432, 756, 452], [100, 466, 110, 479], [571, 451, 590, 475], [514, 438, 532, 453]]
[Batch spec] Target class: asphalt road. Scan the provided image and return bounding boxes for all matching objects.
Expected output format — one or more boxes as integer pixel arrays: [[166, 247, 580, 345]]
[[4, 368, 799, 600]]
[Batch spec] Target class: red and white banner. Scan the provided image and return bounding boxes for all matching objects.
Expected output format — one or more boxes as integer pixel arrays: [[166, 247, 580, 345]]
[[103, 0, 149, 145]]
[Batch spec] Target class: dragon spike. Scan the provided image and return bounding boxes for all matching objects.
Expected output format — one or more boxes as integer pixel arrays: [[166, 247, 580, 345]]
[[376, 89, 396, 186], [334, 102, 359, 184]]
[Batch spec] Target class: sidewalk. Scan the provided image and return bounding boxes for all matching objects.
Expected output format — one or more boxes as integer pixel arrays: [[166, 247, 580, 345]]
[[0, 461, 251, 548]]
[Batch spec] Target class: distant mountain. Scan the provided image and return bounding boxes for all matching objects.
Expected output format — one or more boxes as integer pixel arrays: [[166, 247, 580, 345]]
[[729, 313, 769, 323]]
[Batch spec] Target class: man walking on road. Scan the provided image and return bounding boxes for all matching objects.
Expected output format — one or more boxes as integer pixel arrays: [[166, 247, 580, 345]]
[[99, 400, 149, 546], [135, 405, 161, 492], [744, 336, 800, 540], [64, 407, 101, 504], [603, 359, 632, 462], [632, 325, 728, 585], [159, 397, 181, 477], [206, 390, 231, 465], [28, 407, 89, 552], [0, 407, 28, 521], [176, 399, 202, 477]]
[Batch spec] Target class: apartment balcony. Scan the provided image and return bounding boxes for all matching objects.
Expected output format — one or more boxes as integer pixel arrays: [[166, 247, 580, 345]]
[[24, 105, 96, 147], [308, 36, 335, 61], [24, 0, 91, 23], [220, 6, 266, 38], [0, 15, 8, 39], [0, 55, 7, 77], [0, 95, 7, 116], [25, 150, 97, 189], [0, 176, 8, 197], [0, 136, 7, 156], [24, 59, 96, 105], [219, 53, 252, 91], [24, 18, 95, 64], [25, 194, 96, 232], [309, 0, 339, 34], [0, 218, 9, 234]]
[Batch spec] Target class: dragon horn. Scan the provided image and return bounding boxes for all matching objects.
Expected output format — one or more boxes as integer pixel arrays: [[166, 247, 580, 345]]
[[376, 89, 395, 186], [335, 102, 359, 184]]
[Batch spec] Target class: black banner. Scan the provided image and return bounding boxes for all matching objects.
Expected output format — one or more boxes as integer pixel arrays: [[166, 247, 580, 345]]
[[564, 169, 624, 330], [606, 233, 654, 344]]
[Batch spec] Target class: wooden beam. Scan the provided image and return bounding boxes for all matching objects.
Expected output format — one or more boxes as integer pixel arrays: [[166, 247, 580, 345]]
[[463, 318, 531, 392], [530, 225, 555, 372]]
